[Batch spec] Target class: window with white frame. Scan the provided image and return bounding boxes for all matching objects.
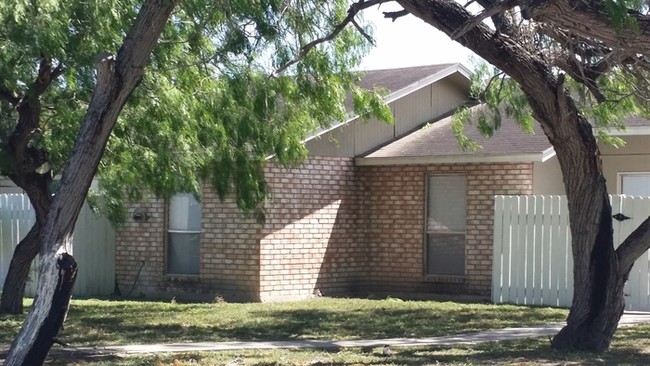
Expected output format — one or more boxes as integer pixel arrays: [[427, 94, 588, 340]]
[[620, 173, 650, 196], [167, 193, 201, 275], [425, 175, 467, 276]]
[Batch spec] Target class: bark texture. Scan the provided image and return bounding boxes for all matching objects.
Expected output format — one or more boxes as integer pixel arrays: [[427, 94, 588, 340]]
[[4, 1, 178, 364], [395, 0, 650, 351], [0, 53, 55, 315], [11, 253, 77, 366], [522, 0, 650, 56], [0, 225, 40, 314]]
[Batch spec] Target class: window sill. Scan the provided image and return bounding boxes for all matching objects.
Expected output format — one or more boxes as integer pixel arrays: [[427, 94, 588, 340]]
[[424, 275, 465, 284], [165, 274, 200, 282]]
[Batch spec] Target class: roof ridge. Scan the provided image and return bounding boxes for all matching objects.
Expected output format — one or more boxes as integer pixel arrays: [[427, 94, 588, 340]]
[[361, 62, 457, 73]]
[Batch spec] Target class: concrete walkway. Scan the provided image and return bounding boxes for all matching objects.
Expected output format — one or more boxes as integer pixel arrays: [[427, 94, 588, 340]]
[[51, 312, 650, 358]]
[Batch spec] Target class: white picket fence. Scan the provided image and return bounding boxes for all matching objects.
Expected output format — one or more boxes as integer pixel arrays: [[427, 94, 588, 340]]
[[492, 195, 650, 310], [0, 194, 116, 297]]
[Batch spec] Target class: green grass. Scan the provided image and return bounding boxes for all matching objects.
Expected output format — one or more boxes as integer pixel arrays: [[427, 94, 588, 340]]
[[47, 324, 650, 365], [6, 297, 650, 365], [0, 297, 567, 347]]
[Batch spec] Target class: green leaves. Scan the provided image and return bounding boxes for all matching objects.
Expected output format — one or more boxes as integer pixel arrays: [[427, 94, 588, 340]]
[[454, 60, 534, 150], [0, 0, 382, 223]]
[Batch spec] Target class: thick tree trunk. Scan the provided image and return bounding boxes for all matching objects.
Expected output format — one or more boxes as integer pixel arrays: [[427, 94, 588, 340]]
[[0, 225, 40, 314], [551, 193, 625, 351], [4, 1, 177, 364], [0, 178, 50, 315], [0, 175, 51, 314], [7, 253, 77, 366], [395, 0, 650, 352]]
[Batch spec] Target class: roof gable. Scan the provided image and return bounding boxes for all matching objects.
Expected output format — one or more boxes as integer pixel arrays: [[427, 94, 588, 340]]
[[305, 63, 472, 145]]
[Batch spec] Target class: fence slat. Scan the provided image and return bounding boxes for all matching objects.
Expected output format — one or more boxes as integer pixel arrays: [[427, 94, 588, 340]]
[[492, 196, 505, 304], [524, 196, 536, 305], [493, 194, 650, 311]]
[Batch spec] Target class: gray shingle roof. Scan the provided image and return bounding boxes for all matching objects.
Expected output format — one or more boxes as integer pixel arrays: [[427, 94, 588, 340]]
[[360, 106, 650, 164], [359, 64, 457, 93], [362, 106, 552, 160]]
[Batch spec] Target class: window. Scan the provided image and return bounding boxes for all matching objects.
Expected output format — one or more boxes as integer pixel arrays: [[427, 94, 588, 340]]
[[167, 193, 201, 275], [620, 173, 650, 196], [425, 175, 467, 276]]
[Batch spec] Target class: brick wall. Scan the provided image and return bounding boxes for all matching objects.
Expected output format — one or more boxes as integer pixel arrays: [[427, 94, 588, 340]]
[[258, 157, 364, 301], [115, 190, 261, 302], [115, 157, 363, 302], [357, 162, 533, 297], [115, 160, 533, 301], [115, 197, 166, 298]]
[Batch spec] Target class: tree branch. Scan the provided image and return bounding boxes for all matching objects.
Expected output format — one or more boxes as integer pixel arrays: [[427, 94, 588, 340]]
[[616, 215, 650, 277], [272, 0, 391, 76], [0, 87, 20, 107], [476, 0, 518, 37], [523, 0, 650, 57], [383, 9, 409, 21], [451, 0, 521, 40], [351, 18, 375, 45]]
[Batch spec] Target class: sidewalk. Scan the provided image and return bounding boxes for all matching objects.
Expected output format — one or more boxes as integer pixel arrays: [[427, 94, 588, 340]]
[[50, 312, 650, 358]]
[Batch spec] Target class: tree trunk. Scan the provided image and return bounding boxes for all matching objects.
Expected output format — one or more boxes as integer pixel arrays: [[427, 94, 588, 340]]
[[4, 1, 177, 364], [395, 0, 650, 352], [551, 192, 626, 351], [0, 175, 51, 314], [0, 225, 40, 314], [6, 253, 77, 366]]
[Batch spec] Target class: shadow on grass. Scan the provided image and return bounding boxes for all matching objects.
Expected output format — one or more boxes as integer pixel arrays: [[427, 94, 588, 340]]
[[52, 302, 566, 346], [0, 299, 568, 348]]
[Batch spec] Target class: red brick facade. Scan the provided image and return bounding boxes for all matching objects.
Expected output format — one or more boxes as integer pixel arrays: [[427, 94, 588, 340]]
[[115, 158, 533, 301]]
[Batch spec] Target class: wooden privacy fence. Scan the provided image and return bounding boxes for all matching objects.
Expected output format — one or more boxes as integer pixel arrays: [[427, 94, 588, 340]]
[[0, 194, 116, 297], [492, 195, 650, 311]]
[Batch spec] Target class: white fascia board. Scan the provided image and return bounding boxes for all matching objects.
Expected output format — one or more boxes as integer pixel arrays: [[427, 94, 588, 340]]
[[303, 63, 472, 144], [355, 153, 543, 166], [541, 147, 556, 162], [383, 63, 472, 104]]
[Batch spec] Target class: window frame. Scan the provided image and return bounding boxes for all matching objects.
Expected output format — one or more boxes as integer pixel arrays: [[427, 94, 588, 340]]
[[423, 173, 468, 280], [165, 193, 202, 277], [617, 172, 650, 196]]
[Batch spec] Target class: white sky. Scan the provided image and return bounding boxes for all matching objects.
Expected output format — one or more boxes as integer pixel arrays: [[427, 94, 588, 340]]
[[359, 4, 476, 70]]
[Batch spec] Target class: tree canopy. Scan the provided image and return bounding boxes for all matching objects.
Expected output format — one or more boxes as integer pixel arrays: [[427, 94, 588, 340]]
[[0, 0, 389, 222], [0, 1, 394, 363]]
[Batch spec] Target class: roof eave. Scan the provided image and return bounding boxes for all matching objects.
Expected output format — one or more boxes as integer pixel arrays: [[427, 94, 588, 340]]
[[355, 152, 548, 166], [606, 126, 650, 136]]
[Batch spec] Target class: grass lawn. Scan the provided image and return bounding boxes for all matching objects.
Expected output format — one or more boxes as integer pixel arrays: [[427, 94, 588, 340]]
[[3, 297, 650, 365], [46, 325, 650, 365], [0, 297, 567, 347]]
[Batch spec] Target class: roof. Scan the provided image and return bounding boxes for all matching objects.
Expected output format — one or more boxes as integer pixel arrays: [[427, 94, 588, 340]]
[[357, 107, 650, 165], [609, 115, 650, 135], [304, 63, 472, 143], [359, 64, 457, 94], [357, 106, 555, 165]]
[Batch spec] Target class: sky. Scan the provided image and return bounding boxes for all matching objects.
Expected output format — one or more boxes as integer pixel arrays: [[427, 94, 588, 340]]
[[359, 3, 476, 70]]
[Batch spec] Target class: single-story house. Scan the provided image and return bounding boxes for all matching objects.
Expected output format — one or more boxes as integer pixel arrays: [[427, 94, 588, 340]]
[[81, 63, 650, 301]]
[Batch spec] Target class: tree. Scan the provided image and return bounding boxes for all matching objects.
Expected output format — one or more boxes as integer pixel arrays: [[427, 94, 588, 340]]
[[1, 0, 388, 364], [363, 0, 650, 352]]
